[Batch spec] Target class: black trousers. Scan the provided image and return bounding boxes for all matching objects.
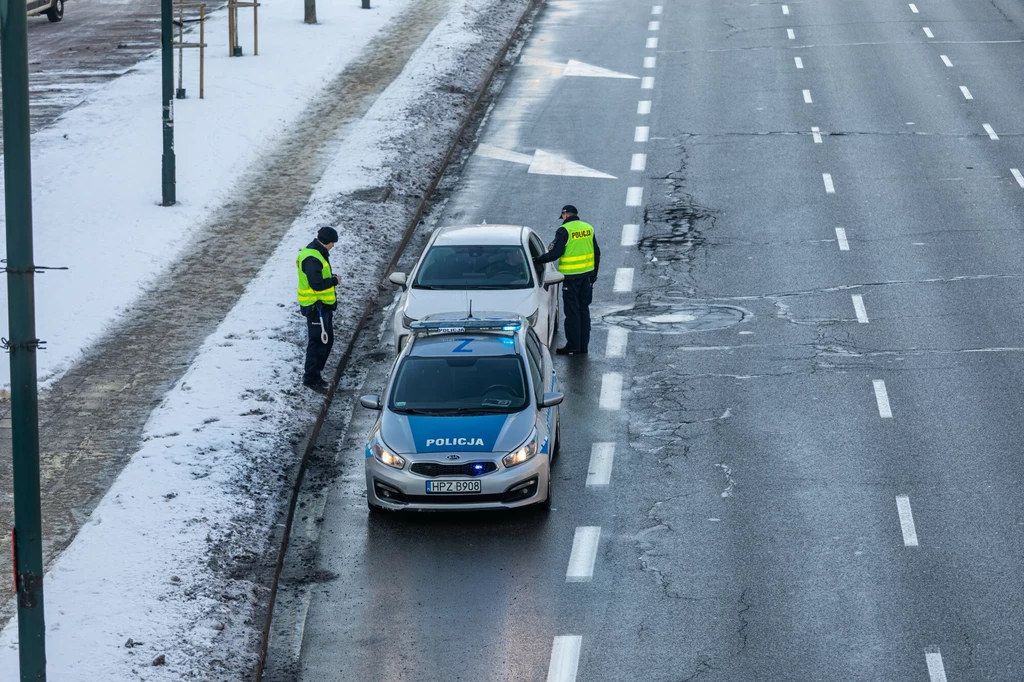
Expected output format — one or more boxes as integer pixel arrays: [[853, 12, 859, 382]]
[[303, 305, 335, 382], [562, 275, 593, 351]]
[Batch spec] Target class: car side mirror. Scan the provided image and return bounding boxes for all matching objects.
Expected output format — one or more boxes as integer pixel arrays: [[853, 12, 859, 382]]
[[388, 272, 407, 289], [542, 270, 564, 286], [360, 395, 382, 410], [539, 392, 564, 408]]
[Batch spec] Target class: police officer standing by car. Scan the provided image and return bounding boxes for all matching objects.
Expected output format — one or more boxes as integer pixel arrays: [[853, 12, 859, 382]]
[[297, 227, 341, 391], [534, 205, 600, 355]]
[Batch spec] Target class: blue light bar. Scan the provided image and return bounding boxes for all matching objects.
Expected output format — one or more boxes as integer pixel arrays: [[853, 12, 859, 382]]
[[410, 316, 523, 333]]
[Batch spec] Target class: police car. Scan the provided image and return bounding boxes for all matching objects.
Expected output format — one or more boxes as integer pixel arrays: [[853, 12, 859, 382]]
[[359, 314, 562, 512]]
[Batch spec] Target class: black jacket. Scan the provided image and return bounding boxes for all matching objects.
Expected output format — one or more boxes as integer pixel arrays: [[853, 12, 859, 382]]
[[534, 216, 601, 279], [300, 240, 338, 312]]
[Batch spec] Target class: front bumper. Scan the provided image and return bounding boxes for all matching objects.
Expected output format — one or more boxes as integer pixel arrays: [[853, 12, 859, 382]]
[[366, 453, 549, 511]]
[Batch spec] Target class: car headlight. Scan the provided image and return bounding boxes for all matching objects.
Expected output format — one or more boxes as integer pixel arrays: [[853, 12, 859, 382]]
[[503, 430, 539, 468], [371, 435, 406, 470], [527, 309, 539, 327], [402, 314, 417, 329]]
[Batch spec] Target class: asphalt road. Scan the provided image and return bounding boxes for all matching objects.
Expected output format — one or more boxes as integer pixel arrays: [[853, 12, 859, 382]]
[[274, 0, 1024, 679]]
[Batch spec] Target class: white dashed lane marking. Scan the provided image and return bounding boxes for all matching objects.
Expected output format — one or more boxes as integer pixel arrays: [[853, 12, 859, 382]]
[[925, 648, 948, 682], [812, 126, 822, 143], [923, 26, 934, 38], [983, 123, 998, 140], [794, 56, 804, 69], [873, 379, 893, 418], [782, 4, 789, 14], [606, 327, 629, 358], [634, 127, 649, 142], [631, 153, 647, 171], [787, 28, 795, 39], [614, 268, 634, 292], [626, 187, 643, 206], [803, 89, 813, 103], [621, 224, 639, 246], [822, 173, 835, 193], [940, 54, 953, 67], [644, 56, 656, 69], [909, 3, 919, 13], [960, 85, 973, 100], [648, 20, 660, 31], [852, 294, 869, 323], [1012, 168, 1024, 187], [646, 37, 658, 49], [835, 227, 849, 250], [566, 527, 601, 582], [587, 442, 616, 485], [600, 373, 623, 410], [896, 496, 920, 547], [652, 5, 662, 15], [547, 636, 582, 682], [641, 76, 654, 89], [637, 100, 651, 115]]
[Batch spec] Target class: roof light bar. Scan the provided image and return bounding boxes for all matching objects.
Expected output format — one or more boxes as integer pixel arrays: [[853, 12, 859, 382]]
[[410, 316, 523, 334]]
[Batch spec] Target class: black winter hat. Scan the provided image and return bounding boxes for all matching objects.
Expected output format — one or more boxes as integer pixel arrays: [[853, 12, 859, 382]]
[[560, 205, 578, 217], [317, 226, 339, 244]]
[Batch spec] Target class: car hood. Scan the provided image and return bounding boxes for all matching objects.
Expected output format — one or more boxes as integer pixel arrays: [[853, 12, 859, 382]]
[[380, 409, 535, 457], [403, 288, 539, 320]]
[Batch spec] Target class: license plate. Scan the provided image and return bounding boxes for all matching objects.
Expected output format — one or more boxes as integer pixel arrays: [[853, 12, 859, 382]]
[[426, 479, 482, 494]]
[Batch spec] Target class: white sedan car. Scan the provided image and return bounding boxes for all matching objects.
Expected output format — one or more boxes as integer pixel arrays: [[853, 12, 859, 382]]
[[389, 224, 564, 352]]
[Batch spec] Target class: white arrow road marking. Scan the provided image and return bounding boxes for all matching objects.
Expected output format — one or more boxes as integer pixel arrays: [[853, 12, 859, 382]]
[[474, 144, 616, 179], [519, 57, 639, 80]]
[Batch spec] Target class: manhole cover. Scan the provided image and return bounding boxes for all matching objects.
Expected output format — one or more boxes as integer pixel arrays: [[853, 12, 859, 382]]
[[603, 302, 748, 333]]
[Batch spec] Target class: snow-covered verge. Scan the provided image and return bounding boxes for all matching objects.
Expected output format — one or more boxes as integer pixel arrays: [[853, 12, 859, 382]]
[[0, 0, 532, 678], [0, 0, 415, 388]]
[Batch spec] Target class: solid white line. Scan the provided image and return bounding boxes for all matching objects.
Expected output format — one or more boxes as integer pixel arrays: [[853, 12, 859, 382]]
[[547, 636, 582, 682], [626, 187, 643, 206], [648, 20, 660, 31], [896, 496, 919, 547], [621, 224, 639, 246], [641, 76, 655, 89], [925, 649, 948, 682], [835, 227, 849, 250], [787, 28, 796, 40], [803, 89, 813, 103], [638, 100, 652, 115], [646, 37, 658, 49], [587, 442, 616, 485], [605, 328, 628, 359], [566, 526, 601, 581], [1012, 168, 1024, 187], [644, 56, 656, 69], [811, 126, 822, 143], [652, 5, 663, 14], [851, 294, 869, 323], [600, 373, 623, 410], [614, 267, 634, 292], [940, 54, 953, 67], [960, 85, 973, 100], [923, 27, 934, 38], [822, 173, 835, 193], [909, 3, 919, 13], [634, 127, 650, 142], [782, 4, 789, 14], [983, 123, 998, 140], [631, 153, 647, 171], [794, 56, 804, 69], [873, 379, 892, 418]]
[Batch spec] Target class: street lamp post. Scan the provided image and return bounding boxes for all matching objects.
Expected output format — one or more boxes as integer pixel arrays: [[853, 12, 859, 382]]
[[161, 0, 176, 205]]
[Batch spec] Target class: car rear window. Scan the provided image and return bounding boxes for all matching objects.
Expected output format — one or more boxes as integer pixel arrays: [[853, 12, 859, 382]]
[[413, 245, 532, 290], [390, 354, 529, 414]]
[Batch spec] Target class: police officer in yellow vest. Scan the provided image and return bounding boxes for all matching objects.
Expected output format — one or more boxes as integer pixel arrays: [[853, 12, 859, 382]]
[[297, 227, 341, 392], [534, 205, 600, 355]]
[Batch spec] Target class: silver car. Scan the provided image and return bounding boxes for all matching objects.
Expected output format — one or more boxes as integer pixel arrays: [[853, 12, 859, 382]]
[[388, 225, 564, 353], [360, 314, 563, 512]]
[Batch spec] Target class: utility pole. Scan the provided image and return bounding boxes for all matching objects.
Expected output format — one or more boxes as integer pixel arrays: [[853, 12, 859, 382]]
[[161, 0, 176, 205], [304, 0, 316, 24], [1, 0, 48, 676]]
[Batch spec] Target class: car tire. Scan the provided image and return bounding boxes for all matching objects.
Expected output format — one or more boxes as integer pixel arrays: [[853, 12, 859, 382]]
[[46, 0, 64, 22], [552, 414, 561, 462], [540, 467, 553, 511]]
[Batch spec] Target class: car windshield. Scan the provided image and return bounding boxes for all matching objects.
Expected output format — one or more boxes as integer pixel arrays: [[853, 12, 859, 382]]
[[413, 245, 533, 290], [389, 354, 529, 415]]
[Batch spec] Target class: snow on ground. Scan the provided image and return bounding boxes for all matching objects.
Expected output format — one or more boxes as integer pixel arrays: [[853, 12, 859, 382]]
[[0, 0, 528, 678], [0, 0, 413, 388]]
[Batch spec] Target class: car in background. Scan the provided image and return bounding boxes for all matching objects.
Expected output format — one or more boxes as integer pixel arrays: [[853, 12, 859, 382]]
[[388, 224, 563, 352], [29, 0, 64, 22], [359, 314, 562, 512]]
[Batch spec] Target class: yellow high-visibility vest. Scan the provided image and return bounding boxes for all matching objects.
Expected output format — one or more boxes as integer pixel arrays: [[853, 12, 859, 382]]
[[557, 220, 595, 275], [296, 248, 337, 306]]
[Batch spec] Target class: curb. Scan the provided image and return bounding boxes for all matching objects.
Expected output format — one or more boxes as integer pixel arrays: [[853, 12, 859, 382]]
[[252, 1, 543, 678]]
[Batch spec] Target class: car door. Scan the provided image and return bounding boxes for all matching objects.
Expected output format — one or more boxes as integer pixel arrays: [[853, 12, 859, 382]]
[[528, 231, 557, 345], [524, 329, 555, 455]]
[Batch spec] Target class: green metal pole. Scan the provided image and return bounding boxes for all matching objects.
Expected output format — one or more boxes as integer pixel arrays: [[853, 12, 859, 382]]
[[1, 0, 47, 675], [161, 0, 175, 205]]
